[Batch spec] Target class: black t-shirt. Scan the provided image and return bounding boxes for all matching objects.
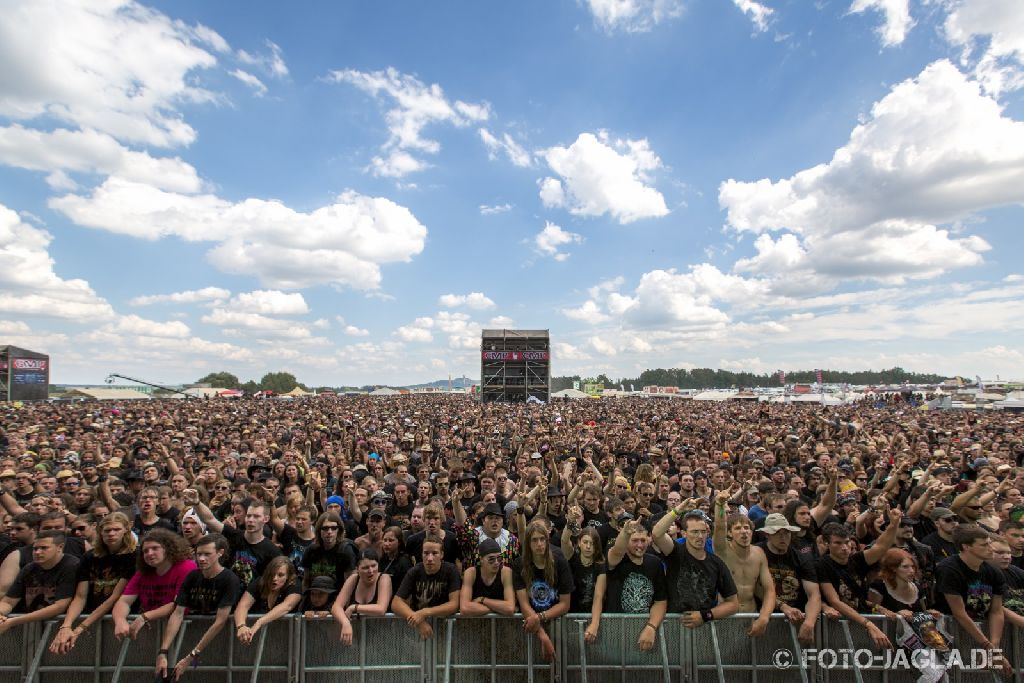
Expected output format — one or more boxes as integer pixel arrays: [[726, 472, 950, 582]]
[[133, 515, 177, 537], [387, 500, 415, 530], [1000, 564, 1024, 616], [568, 554, 605, 613], [512, 553, 575, 611], [76, 551, 136, 611], [933, 555, 1006, 620], [7, 555, 79, 612], [816, 552, 873, 612], [757, 541, 817, 612], [222, 526, 282, 590], [300, 541, 357, 590], [380, 553, 413, 592], [921, 532, 957, 563], [582, 508, 609, 529], [395, 562, 461, 610], [244, 577, 301, 613], [175, 567, 241, 614], [604, 554, 667, 614], [406, 531, 461, 566], [277, 524, 315, 577], [664, 542, 737, 613]]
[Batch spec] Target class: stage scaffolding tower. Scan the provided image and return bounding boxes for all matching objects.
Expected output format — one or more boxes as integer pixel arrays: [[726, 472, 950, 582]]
[[480, 330, 550, 403]]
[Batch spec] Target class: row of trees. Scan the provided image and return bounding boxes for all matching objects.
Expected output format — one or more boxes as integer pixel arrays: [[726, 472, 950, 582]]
[[551, 366, 948, 392], [195, 371, 308, 394]]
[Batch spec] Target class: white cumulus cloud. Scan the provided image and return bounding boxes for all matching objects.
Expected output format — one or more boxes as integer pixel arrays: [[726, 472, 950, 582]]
[[944, 0, 1024, 95], [230, 290, 309, 315], [584, 0, 684, 33], [479, 129, 532, 167], [439, 292, 496, 310], [229, 69, 268, 96], [0, 125, 204, 193], [328, 67, 489, 177], [848, 0, 913, 47], [0, 0, 223, 148], [0, 202, 114, 320], [539, 132, 668, 224], [733, 0, 774, 33], [50, 180, 428, 290], [130, 287, 230, 306], [533, 221, 584, 261], [720, 60, 1022, 286]]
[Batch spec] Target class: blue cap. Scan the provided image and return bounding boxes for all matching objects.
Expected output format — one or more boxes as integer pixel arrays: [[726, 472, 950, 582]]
[[326, 495, 346, 509], [368, 452, 380, 460]]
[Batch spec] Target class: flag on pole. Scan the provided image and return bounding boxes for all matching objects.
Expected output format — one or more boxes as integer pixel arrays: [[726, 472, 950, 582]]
[[778, 370, 786, 385], [815, 369, 823, 385], [976, 375, 985, 391]]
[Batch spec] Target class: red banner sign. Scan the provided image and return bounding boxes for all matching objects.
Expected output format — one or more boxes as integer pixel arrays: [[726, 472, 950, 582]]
[[12, 358, 47, 370], [481, 351, 549, 361]]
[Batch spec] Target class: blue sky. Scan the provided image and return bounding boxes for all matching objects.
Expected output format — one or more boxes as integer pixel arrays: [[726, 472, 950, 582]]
[[1, 0, 1022, 386]]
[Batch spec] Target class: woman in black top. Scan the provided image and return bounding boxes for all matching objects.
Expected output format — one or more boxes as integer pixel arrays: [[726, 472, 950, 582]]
[[561, 509, 607, 642], [867, 548, 938, 620], [234, 556, 302, 644], [331, 548, 393, 646], [379, 526, 413, 590]]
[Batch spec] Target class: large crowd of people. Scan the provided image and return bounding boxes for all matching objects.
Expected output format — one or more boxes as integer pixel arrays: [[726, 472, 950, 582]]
[[0, 394, 1022, 679]]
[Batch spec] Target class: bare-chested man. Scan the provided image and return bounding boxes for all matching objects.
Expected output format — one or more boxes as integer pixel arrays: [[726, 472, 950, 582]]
[[712, 486, 775, 636]]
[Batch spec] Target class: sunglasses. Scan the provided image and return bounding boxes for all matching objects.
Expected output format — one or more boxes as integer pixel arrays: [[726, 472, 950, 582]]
[[320, 525, 339, 531], [71, 526, 89, 533]]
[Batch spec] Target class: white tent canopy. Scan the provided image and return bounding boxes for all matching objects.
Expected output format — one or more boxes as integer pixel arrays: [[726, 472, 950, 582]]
[[552, 389, 589, 399]]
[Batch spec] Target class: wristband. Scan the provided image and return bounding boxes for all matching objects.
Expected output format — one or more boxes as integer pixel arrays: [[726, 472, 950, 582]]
[[645, 622, 658, 631], [158, 649, 169, 655], [700, 609, 714, 623]]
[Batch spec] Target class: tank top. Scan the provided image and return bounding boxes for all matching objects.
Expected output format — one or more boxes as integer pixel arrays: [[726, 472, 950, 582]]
[[346, 574, 381, 607], [472, 568, 505, 601]]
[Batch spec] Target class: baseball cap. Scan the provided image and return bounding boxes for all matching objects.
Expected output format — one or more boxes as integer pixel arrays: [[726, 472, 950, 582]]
[[929, 507, 956, 522], [478, 538, 501, 557]]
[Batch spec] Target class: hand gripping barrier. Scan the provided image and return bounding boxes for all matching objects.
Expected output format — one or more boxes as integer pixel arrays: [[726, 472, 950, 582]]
[[2, 613, 1023, 682]]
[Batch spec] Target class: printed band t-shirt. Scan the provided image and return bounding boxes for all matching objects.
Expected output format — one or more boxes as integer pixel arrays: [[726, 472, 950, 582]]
[[395, 562, 461, 610], [664, 544, 737, 613], [512, 553, 574, 611], [174, 567, 241, 615], [604, 553, 667, 614], [934, 555, 1005, 620]]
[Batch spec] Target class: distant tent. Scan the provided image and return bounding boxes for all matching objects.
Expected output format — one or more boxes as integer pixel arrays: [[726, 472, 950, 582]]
[[64, 388, 151, 400], [283, 387, 311, 397], [217, 389, 243, 398], [369, 387, 400, 396], [551, 389, 588, 399]]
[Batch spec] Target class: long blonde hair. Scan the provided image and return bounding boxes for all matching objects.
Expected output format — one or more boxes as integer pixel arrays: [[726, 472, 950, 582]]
[[93, 512, 136, 557]]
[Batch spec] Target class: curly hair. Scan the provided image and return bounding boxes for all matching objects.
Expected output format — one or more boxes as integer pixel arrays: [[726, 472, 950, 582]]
[[137, 528, 192, 573]]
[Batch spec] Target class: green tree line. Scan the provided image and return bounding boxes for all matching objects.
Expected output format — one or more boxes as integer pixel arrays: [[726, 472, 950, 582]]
[[551, 366, 948, 392], [195, 371, 309, 394]]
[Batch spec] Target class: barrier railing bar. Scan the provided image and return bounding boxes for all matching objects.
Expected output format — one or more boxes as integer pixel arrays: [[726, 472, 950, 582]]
[[709, 620, 726, 683], [248, 626, 268, 683], [443, 617, 453, 683], [490, 617, 497, 683], [788, 621, 810, 683], [109, 632, 133, 683], [839, 620, 865, 683], [657, 627, 670, 683], [575, 619, 588, 683], [23, 620, 54, 683]]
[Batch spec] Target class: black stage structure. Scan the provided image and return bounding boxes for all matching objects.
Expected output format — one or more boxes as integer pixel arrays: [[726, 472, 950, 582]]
[[480, 329, 550, 403]]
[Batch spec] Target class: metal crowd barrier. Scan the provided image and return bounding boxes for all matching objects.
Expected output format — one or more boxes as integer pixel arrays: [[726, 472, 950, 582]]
[[2, 613, 1024, 682]]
